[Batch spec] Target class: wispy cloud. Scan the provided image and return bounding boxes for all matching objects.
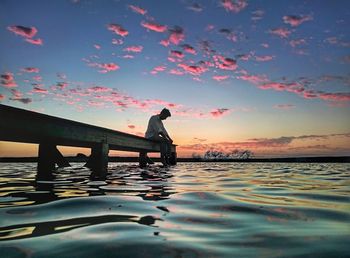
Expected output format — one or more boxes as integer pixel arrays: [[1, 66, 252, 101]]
[[273, 104, 296, 110], [150, 65, 166, 75], [141, 21, 167, 32], [168, 26, 185, 45], [128, 5, 147, 15], [187, 3, 203, 12], [178, 63, 208, 76], [123, 45, 143, 53], [214, 55, 237, 70], [25, 38, 43, 45], [289, 38, 307, 47], [182, 44, 197, 55], [7, 25, 43, 45], [1, 73, 17, 88], [251, 9, 264, 21], [7, 25, 37, 38], [283, 15, 313, 27], [210, 108, 230, 118], [10, 97, 32, 104], [220, 0, 248, 13], [212, 75, 230, 81], [269, 28, 292, 38], [22, 67, 40, 73], [255, 55, 274, 62], [107, 24, 129, 37]]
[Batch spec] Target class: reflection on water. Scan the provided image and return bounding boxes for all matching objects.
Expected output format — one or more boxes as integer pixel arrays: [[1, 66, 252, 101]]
[[0, 162, 349, 257]]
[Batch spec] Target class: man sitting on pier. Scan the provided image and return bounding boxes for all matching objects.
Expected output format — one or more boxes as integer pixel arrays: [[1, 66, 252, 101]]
[[144, 108, 173, 166]]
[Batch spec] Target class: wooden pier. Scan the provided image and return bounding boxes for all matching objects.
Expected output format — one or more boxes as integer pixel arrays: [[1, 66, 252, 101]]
[[0, 104, 177, 179]]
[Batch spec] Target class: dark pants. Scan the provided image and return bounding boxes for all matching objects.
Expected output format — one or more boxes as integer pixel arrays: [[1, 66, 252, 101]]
[[148, 135, 171, 157]]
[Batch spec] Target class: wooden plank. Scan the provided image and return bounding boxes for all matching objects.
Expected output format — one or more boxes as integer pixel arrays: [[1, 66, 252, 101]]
[[0, 104, 176, 153]]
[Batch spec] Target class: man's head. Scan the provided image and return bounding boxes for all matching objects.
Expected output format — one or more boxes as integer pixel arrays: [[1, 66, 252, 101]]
[[159, 108, 171, 120]]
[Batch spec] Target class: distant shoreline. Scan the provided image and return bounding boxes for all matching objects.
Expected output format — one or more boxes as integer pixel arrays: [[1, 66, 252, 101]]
[[0, 156, 349, 163]]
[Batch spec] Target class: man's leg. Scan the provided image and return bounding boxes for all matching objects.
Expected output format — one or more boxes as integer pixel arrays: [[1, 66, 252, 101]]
[[150, 135, 170, 166]]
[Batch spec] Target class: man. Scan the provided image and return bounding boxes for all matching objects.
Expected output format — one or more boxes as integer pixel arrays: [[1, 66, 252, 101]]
[[144, 108, 173, 166]]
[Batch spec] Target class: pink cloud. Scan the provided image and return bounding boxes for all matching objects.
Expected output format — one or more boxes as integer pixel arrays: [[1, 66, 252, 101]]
[[220, 0, 248, 13], [100, 63, 119, 73], [0, 94, 4, 101], [33, 87, 48, 94], [128, 124, 136, 129], [237, 74, 269, 84], [123, 45, 143, 53], [324, 37, 350, 48], [1, 72, 17, 88], [87, 86, 112, 93], [107, 24, 129, 37], [94, 44, 101, 49], [32, 75, 42, 82], [212, 75, 229, 81], [210, 108, 230, 118], [182, 44, 196, 55], [206, 24, 215, 31], [261, 43, 269, 48], [318, 92, 350, 102], [178, 63, 208, 76], [22, 67, 40, 73], [168, 26, 185, 45], [283, 15, 313, 27], [302, 90, 318, 99], [128, 5, 147, 15], [289, 39, 307, 47], [10, 97, 32, 104], [269, 28, 292, 38], [219, 28, 238, 42], [25, 38, 43, 45], [56, 82, 68, 89], [123, 54, 134, 59], [7, 25, 37, 38], [10, 89, 23, 98], [214, 55, 237, 70], [255, 55, 274, 62], [150, 65, 166, 75], [169, 69, 184, 75], [170, 50, 184, 59], [112, 38, 124, 45], [160, 39, 170, 47], [85, 58, 120, 73], [274, 104, 296, 110], [141, 21, 167, 32], [259, 82, 287, 91]]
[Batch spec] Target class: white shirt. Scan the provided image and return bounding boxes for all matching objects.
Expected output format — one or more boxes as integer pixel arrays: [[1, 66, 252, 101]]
[[145, 115, 169, 139]]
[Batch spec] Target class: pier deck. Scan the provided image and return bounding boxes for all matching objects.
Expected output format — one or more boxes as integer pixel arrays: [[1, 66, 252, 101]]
[[0, 104, 177, 178]]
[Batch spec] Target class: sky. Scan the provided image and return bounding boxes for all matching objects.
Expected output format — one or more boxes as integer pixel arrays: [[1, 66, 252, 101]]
[[0, 0, 349, 158]]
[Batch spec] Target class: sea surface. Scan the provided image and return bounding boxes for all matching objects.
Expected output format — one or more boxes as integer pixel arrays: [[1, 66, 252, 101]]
[[0, 162, 349, 258]]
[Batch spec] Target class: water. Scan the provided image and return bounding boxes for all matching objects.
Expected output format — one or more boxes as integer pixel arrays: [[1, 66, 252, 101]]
[[0, 162, 349, 258]]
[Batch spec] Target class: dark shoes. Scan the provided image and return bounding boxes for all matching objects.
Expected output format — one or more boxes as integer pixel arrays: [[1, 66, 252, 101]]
[[145, 156, 155, 165]]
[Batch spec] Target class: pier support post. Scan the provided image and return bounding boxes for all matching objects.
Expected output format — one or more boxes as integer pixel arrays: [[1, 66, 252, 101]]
[[85, 142, 109, 179], [139, 152, 147, 168], [169, 152, 177, 165], [37, 143, 70, 179]]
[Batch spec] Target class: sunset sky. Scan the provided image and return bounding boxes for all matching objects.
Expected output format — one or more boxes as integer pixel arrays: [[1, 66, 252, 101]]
[[0, 0, 349, 158]]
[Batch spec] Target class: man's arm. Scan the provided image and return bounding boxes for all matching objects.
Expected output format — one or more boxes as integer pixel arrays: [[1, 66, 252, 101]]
[[159, 132, 173, 143]]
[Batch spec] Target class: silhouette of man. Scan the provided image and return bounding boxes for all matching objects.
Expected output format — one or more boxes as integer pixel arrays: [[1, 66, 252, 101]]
[[144, 108, 173, 166]]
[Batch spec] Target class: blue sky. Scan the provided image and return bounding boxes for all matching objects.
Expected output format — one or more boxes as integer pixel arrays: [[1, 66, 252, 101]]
[[0, 0, 349, 157]]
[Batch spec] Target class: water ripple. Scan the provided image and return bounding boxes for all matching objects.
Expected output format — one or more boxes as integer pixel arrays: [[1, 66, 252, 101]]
[[0, 162, 349, 257]]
